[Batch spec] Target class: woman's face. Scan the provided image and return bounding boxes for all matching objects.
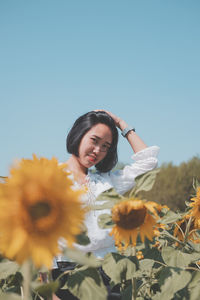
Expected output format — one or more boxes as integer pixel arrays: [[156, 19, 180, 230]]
[[78, 123, 113, 169]]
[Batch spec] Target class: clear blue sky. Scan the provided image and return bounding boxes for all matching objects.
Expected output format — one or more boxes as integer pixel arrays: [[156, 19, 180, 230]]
[[0, 0, 200, 175]]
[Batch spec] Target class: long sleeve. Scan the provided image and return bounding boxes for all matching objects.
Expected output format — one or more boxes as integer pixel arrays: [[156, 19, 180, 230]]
[[108, 146, 160, 195]]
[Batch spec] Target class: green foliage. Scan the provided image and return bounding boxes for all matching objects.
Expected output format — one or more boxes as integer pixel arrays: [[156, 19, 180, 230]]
[[152, 267, 192, 300], [0, 293, 21, 300], [102, 252, 138, 285], [32, 280, 60, 298], [0, 260, 22, 295], [1, 160, 200, 299], [160, 210, 182, 224], [76, 231, 90, 246], [138, 156, 200, 211], [125, 168, 160, 198], [162, 246, 200, 268], [94, 188, 124, 210], [64, 266, 107, 300], [0, 261, 19, 280], [98, 213, 113, 228], [187, 271, 200, 300], [94, 168, 160, 212], [63, 248, 102, 268]]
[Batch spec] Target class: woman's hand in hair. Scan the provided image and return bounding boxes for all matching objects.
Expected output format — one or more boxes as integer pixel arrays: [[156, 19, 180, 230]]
[[94, 109, 122, 129], [94, 109, 147, 153]]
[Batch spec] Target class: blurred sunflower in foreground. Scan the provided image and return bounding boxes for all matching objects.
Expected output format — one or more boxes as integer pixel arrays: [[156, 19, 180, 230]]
[[110, 198, 162, 250], [0, 155, 85, 268], [187, 187, 200, 228]]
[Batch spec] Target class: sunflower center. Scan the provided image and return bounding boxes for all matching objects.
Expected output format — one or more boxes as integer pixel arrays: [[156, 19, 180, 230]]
[[116, 207, 147, 230], [29, 201, 51, 221]]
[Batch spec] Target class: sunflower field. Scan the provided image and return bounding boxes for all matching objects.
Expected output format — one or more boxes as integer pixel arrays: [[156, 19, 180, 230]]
[[0, 156, 200, 300]]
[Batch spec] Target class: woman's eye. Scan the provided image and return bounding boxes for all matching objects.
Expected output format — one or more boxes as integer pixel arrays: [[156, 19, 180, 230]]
[[102, 145, 110, 151], [91, 138, 97, 143]]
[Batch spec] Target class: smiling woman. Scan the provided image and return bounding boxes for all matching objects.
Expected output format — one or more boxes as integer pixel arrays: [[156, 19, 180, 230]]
[[66, 111, 119, 182], [53, 110, 160, 300], [68, 123, 113, 173]]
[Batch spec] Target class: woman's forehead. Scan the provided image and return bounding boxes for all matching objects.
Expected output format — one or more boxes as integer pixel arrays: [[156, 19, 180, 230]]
[[88, 124, 113, 142]]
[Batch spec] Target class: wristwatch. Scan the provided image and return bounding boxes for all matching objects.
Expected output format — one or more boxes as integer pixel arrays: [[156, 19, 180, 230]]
[[121, 126, 135, 137]]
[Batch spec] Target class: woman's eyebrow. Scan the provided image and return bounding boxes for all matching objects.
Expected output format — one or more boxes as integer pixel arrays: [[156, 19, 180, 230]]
[[91, 135, 112, 145]]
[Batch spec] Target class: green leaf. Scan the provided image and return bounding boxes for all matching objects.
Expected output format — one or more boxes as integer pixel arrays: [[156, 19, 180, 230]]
[[121, 284, 132, 300], [0, 261, 19, 280], [188, 271, 200, 300], [96, 188, 123, 202], [5, 271, 23, 288], [160, 210, 182, 224], [98, 213, 113, 229], [174, 287, 190, 300], [76, 232, 90, 245], [162, 246, 200, 268], [161, 230, 186, 246], [0, 293, 21, 300], [128, 168, 160, 197], [153, 267, 191, 300], [93, 188, 123, 210], [143, 247, 163, 264], [123, 186, 137, 198], [63, 248, 102, 268], [133, 258, 155, 278], [188, 241, 200, 252], [65, 267, 107, 300], [91, 201, 118, 210], [33, 280, 60, 298], [139, 259, 155, 271], [102, 252, 138, 285]]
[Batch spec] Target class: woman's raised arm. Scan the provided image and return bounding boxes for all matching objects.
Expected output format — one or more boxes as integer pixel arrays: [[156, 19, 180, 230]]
[[94, 110, 147, 154]]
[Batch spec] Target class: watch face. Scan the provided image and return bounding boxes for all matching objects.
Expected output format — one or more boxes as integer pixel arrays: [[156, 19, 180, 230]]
[[121, 127, 135, 137]]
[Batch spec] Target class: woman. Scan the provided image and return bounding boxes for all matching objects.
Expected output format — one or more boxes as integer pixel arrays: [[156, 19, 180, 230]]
[[52, 110, 159, 299]]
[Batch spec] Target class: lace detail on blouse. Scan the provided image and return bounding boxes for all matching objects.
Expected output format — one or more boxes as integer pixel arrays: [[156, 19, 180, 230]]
[[67, 173, 96, 206]]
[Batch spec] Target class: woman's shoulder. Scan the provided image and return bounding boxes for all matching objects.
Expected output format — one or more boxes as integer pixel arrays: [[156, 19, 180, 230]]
[[131, 145, 160, 160]]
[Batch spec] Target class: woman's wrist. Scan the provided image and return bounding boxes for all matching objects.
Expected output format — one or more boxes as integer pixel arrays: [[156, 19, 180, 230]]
[[118, 119, 129, 131]]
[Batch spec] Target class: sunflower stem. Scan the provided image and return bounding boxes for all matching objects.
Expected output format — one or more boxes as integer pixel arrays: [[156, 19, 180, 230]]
[[20, 286, 24, 299], [131, 278, 137, 300], [22, 259, 32, 300], [184, 216, 193, 244], [175, 221, 185, 240], [131, 246, 137, 300]]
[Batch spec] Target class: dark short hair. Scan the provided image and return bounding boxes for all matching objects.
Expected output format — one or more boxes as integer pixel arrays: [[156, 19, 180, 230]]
[[66, 111, 118, 172]]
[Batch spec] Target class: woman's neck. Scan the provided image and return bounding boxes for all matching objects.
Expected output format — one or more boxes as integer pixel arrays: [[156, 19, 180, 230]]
[[66, 155, 88, 184]]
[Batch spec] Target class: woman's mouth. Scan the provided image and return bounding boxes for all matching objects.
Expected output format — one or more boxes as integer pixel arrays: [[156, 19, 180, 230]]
[[88, 155, 96, 162]]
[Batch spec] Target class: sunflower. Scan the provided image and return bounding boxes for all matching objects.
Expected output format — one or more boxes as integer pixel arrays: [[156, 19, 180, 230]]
[[0, 155, 85, 268], [149, 202, 169, 213], [187, 187, 200, 228], [173, 217, 200, 244], [109, 198, 159, 250]]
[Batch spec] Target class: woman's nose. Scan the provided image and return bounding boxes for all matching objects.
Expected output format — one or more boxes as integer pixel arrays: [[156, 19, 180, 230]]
[[93, 145, 101, 153]]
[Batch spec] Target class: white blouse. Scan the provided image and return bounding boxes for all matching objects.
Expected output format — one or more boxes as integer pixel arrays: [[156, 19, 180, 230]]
[[54, 146, 159, 267]]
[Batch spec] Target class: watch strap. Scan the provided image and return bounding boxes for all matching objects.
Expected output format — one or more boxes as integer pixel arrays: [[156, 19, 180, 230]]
[[121, 126, 135, 137]]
